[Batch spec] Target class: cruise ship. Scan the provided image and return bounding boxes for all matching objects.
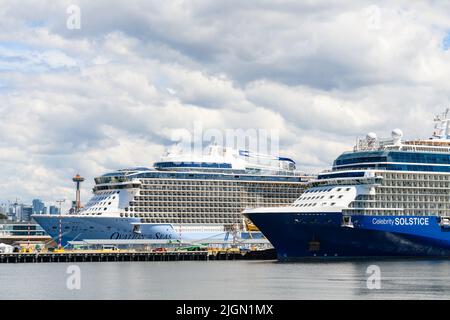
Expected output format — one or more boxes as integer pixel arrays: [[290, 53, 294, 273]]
[[245, 110, 450, 260], [33, 145, 310, 246]]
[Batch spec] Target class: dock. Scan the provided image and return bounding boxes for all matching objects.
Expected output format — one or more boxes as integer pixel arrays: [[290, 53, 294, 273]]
[[0, 249, 276, 264]]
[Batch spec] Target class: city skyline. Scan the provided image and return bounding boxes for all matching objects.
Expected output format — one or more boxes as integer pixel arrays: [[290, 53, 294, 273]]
[[0, 198, 61, 221]]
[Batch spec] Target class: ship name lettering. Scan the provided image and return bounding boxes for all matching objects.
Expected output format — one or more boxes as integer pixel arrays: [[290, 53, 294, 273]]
[[155, 232, 171, 239], [394, 217, 429, 226], [110, 232, 145, 240], [372, 218, 393, 225]]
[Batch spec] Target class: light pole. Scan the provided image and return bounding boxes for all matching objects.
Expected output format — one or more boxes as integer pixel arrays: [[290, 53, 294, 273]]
[[56, 199, 65, 249], [56, 199, 65, 215]]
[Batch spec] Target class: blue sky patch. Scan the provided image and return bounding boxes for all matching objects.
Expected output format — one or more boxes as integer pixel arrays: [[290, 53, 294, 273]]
[[25, 20, 47, 28], [0, 40, 31, 52], [443, 31, 450, 50]]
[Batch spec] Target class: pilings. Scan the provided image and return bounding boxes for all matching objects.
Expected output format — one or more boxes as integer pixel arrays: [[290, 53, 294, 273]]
[[0, 249, 276, 264]]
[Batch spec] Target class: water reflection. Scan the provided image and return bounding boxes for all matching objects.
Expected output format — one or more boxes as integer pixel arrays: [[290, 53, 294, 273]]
[[0, 260, 449, 299]]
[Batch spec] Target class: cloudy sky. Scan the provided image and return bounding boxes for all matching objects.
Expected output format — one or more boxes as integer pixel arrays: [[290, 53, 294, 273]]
[[1, 0, 450, 207]]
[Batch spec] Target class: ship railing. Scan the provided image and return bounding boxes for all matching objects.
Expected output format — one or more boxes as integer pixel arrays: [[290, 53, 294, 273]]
[[354, 139, 450, 153], [93, 179, 142, 191], [326, 167, 379, 172], [353, 137, 395, 152], [307, 176, 383, 187], [153, 165, 311, 177]]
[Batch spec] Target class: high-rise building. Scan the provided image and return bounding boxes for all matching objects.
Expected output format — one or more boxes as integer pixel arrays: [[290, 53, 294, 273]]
[[7, 207, 13, 221], [69, 200, 77, 214], [20, 205, 33, 222], [32, 199, 45, 215], [8, 203, 18, 221], [0, 204, 7, 220], [49, 205, 59, 215], [0, 204, 6, 216]]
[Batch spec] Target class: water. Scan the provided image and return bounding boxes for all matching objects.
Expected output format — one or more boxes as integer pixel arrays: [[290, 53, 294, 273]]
[[1, 260, 449, 299]]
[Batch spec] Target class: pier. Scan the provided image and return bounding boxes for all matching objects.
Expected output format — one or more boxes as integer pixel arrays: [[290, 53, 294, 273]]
[[0, 248, 276, 264]]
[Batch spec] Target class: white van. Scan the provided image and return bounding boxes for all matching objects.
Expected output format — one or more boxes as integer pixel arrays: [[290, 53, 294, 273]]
[[0, 243, 14, 254]]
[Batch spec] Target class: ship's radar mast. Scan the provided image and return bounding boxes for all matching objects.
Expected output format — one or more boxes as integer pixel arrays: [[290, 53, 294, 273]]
[[432, 108, 450, 140], [391, 128, 403, 146]]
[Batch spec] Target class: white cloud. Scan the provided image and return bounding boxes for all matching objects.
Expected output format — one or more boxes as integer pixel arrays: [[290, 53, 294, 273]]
[[1, 0, 450, 206]]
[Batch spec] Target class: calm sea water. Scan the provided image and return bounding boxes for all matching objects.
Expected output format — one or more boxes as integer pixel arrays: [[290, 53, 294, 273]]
[[0, 260, 449, 299]]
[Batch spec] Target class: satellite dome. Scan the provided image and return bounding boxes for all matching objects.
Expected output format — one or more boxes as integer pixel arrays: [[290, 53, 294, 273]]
[[392, 128, 403, 139], [366, 132, 377, 140]]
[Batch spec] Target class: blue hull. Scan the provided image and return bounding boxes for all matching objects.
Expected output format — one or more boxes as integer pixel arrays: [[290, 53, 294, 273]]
[[246, 212, 450, 260]]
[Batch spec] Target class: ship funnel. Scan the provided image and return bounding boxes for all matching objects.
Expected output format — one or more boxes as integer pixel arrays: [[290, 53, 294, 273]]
[[392, 128, 403, 145], [366, 132, 377, 149]]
